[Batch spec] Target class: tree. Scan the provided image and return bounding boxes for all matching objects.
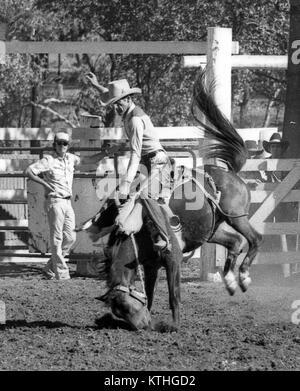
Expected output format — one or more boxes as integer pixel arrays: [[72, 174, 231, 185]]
[[282, 0, 300, 157], [31, 0, 293, 127], [0, 0, 291, 129]]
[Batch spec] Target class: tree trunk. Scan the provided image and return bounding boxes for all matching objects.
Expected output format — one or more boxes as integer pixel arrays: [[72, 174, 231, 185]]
[[239, 86, 250, 127], [57, 83, 64, 99], [30, 85, 41, 155], [263, 88, 281, 127], [31, 85, 41, 127], [282, 0, 300, 157]]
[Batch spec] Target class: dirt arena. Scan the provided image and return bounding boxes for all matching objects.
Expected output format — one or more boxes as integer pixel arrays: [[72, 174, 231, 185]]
[[0, 260, 299, 371]]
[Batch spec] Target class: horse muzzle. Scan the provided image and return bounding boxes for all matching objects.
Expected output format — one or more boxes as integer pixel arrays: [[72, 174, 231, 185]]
[[110, 285, 152, 330]]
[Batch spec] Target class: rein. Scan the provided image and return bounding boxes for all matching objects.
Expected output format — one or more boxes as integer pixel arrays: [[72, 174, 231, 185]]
[[108, 234, 147, 307], [113, 284, 147, 306], [101, 233, 147, 307]]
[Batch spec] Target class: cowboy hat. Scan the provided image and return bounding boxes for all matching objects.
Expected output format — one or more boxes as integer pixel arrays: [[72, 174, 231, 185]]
[[101, 79, 141, 106], [245, 140, 263, 153], [262, 132, 289, 153]]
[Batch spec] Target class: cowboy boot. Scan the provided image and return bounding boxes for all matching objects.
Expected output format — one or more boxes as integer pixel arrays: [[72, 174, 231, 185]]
[[157, 198, 185, 251]]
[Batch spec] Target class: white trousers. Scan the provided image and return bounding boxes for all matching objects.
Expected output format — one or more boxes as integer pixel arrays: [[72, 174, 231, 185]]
[[46, 198, 76, 279]]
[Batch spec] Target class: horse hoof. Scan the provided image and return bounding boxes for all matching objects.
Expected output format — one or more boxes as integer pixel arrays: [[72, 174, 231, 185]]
[[239, 271, 252, 292], [223, 271, 237, 296]]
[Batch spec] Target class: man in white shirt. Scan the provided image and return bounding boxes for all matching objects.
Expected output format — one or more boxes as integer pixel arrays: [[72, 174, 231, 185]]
[[24, 130, 107, 280], [86, 74, 175, 251]]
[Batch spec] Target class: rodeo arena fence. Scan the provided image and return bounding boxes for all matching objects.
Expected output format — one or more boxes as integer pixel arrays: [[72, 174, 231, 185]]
[[0, 26, 300, 279]]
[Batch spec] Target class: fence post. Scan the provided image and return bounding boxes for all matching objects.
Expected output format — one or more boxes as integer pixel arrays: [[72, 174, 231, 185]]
[[283, 0, 300, 157], [200, 27, 232, 281], [206, 27, 232, 120], [0, 22, 6, 64], [0, 300, 5, 325]]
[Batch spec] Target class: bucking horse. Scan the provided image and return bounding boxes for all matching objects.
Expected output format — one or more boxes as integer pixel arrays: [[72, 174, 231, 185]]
[[79, 71, 262, 330]]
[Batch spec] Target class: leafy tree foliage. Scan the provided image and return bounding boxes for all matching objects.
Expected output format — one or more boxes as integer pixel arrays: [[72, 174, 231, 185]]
[[0, 0, 291, 128]]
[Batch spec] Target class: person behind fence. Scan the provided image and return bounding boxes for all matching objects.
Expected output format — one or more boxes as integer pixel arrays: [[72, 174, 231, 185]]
[[240, 140, 265, 186], [24, 130, 108, 280], [261, 132, 289, 182], [261, 132, 297, 277], [86, 72, 177, 251]]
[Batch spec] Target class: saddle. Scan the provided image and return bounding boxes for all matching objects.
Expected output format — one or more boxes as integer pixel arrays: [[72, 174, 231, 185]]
[[117, 167, 222, 239]]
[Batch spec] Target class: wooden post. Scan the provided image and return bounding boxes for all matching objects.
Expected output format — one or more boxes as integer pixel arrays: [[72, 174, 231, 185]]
[[183, 54, 287, 69], [206, 27, 232, 120], [0, 300, 5, 325], [200, 27, 232, 280], [200, 242, 216, 281], [283, 0, 300, 157], [279, 0, 300, 279], [0, 22, 6, 64]]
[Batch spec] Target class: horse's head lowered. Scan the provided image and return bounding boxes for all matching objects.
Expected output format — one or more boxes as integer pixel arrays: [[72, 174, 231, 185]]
[[108, 284, 151, 330], [102, 231, 152, 330]]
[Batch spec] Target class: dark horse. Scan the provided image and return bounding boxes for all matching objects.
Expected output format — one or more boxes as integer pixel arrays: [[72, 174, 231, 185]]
[[83, 200, 182, 330], [81, 71, 262, 329]]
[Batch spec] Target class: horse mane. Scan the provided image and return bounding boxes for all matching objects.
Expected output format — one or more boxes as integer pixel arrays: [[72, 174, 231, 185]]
[[191, 70, 248, 173]]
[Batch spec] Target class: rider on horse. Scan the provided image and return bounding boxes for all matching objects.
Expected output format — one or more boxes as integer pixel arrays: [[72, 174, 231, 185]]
[[86, 73, 176, 251]]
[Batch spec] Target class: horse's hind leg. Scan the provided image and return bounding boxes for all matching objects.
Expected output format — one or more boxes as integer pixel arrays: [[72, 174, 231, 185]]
[[208, 223, 244, 295], [227, 216, 262, 292]]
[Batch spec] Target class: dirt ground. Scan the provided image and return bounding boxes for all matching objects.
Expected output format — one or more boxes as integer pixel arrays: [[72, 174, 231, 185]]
[[0, 260, 299, 371]]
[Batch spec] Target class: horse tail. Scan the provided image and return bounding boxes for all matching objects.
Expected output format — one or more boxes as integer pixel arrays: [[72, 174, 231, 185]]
[[191, 70, 248, 173]]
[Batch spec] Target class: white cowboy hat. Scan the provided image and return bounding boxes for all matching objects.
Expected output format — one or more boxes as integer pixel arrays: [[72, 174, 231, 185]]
[[101, 79, 141, 106], [262, 132, 289, 153]]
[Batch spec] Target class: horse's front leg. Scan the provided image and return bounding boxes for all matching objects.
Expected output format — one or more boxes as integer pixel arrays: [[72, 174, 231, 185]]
[[164, 252, 181, 328], [143, 263, 159, 312], [208, 222, 244, 296]]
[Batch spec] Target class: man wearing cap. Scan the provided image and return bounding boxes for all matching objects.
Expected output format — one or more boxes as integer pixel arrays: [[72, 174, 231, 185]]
[[24, 130, 107, 280], [86, 73, 174, 251], [240, 140, 266, 187]]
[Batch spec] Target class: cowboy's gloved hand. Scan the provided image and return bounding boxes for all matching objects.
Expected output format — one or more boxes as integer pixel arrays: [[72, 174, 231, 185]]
[[85, 72, 99, 87]]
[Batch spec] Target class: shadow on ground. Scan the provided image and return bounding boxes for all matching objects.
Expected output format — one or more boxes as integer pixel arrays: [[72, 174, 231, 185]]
[[95, 313, 133, 331], [0, 263, 78, 278], [0, 263, 44, 277]]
